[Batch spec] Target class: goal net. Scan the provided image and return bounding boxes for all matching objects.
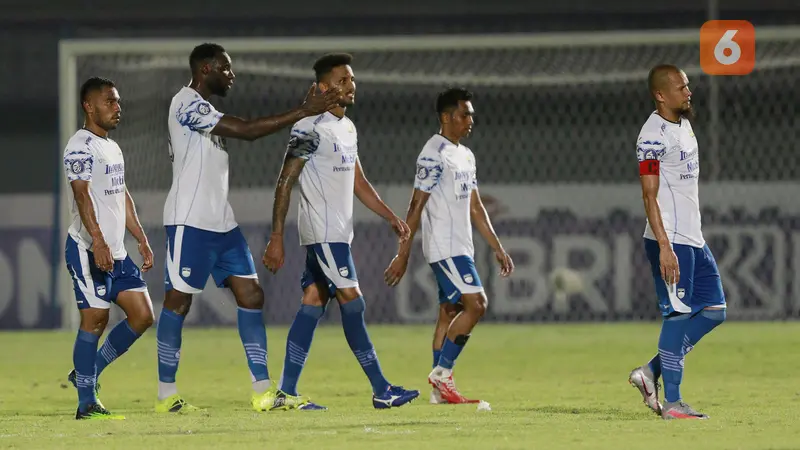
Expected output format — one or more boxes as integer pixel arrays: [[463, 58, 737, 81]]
[[57, 27, 800, 329]]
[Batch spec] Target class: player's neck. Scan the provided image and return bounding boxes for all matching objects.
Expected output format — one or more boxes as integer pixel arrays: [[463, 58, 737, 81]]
[[83, 121, 108, 138], [329, 106, 346, 119], [188, 79, 212, 100], [438, 129, 460, 146], [656, 107, 681, 124]]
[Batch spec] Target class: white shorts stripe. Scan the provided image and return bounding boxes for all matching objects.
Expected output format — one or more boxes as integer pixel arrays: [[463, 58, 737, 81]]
[[166, 225, 203, 294], [316, 243, 358, 290], [664, 280, 691, 314], [77, 246, 109, 309], [439, 258, 484, 295]]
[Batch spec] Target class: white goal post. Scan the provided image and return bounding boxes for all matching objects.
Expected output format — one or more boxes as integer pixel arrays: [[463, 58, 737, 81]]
[[57, 26, 800, 329]]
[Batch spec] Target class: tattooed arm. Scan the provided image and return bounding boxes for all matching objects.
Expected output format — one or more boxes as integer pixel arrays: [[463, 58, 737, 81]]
[[262, 154, 307, 274], [262, 123, 319, 273]]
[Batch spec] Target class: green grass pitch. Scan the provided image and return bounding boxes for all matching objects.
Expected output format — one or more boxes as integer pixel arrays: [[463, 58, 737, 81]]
[[1, 322, 799, 449]]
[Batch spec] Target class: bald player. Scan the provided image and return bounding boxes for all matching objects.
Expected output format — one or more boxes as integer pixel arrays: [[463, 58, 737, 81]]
[[628, 64, 726, 420]]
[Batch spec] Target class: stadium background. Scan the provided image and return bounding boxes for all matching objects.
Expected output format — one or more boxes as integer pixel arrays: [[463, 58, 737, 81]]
[[1, 0, 798, 330]]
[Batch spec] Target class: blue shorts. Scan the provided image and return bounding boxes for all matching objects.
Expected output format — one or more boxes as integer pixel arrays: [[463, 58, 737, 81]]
[[301, 242, 359, 299], [644, 239, 726, 317], [164, 225, 257, 293], [65, 236, 148, 310], [430, 255, 484, 304]]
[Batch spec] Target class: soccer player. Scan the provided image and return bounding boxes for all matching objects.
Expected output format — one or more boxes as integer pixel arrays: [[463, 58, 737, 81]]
[[63, 77, 155, 420], [262, 53, 419, 410], [628, 64, 726, 420], [157, 43, 342, 413], [383, 87, 514, 404]]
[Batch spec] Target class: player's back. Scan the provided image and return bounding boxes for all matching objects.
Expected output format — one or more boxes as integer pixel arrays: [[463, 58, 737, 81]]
[[289, 112, 358, 246], [164, 86, 236, 233], [637, 112, 704, 247], [414, 134, 477, 263], [63, 129, 128, 259]]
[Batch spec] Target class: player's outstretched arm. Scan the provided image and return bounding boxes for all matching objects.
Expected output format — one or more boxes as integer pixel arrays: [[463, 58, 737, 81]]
[[262, 154, 307, 274], [210, 83, 342, 141], [470, 189, 514, 277], [124, 188, 153, 272], [640, 173, 680, 285], [384, 188, 430, 286], [70, 180, 113, 272], [354, 159, 410, 241]]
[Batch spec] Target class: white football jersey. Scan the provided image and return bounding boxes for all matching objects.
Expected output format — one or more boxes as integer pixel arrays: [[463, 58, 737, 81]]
[[287, 112, 358, 245], [63, 129, 128, 260], [414, 134, 478, 263], [637, 111, 704, 248], [164, 86, 236, 232]]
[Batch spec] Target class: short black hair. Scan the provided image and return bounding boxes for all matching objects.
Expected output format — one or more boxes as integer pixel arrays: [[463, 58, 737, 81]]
[[190, 43, 226, 72], [648, 64, 680, 100], [80, 76, 116, 105], [313, 53, 353, 82], [436, 87, 473, 116]]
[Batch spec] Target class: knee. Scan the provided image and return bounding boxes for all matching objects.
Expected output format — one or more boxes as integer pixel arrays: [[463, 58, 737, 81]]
[[237, 284, 265, 310], [300, 281, 330, 308], [339, 295, 365, 316], [445, 304, 460, 321], [165, 290, 193, 316], [702, 307, 726, 323], [80, 311, 109, 335], [467, 294, 488, 318], [129, 308, 155, 332], [336, 287, 362, 303], [438, 304, 459, 325]]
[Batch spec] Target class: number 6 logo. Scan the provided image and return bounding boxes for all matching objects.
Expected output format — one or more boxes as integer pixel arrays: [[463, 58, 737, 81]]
[[700, 20, 756, 75]]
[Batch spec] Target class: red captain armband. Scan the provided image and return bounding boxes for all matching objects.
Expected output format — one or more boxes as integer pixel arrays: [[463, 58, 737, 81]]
[[639, 160, 660, 176]]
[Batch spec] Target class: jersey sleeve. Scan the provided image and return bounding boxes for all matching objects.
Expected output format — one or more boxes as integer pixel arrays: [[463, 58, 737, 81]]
[[63, 146, 94, 182], [636, 132, 666, 176], [176, 99, 224, 132], [286, 122, 321, 160], [413, 148, 444, 193]]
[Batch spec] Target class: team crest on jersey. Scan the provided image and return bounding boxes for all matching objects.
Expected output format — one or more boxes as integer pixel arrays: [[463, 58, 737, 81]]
[[181, 267, 191, 278], [463, 273, 474, 284], [416, 165, 429, 180], [197, 102, 211, 115], [677, 288, 685, 299], [70, 160, 85, 174], [339, 266, 350, 277], [96, 286, 106, 296]]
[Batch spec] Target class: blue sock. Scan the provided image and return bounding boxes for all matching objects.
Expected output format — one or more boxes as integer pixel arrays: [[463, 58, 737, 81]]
[[73, 330, 99, 411], [279, 304, 324, 396], [340, 297, 390, 395], [237, 307, 270, 385], [156, 308, 185, 383], [438, 336, 467, 370], [648, 309, 726, 381], [658, 313, 691, 403], [433, 349, 442, 369], [96, 320, 141, 378]]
